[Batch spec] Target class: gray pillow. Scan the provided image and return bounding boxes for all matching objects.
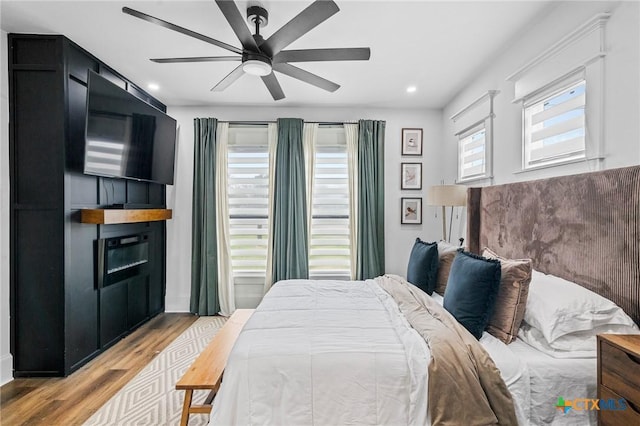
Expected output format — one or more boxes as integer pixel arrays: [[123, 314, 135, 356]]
[[435, 241, 460, 295], [482, 248, 532, 344]]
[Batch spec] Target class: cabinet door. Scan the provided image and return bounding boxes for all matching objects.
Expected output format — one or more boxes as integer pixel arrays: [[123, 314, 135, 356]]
[[100, 282, 128, 348], [148, 226, 165, 315], [65, 219, 99, 370], [128, 275, 149, 329], [14, 210, 64, 374]]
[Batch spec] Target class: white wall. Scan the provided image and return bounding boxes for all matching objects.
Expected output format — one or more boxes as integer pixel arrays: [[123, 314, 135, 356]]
[[0, 30, 12, 385], [440, 1, 640, 242], [165, 105, 442, 312]]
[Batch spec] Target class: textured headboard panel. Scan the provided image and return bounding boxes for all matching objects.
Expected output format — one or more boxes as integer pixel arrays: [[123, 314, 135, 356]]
[[467, 166, 640, 326]]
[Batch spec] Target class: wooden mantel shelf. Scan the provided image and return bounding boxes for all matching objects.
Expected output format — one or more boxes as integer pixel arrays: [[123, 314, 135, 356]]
[[80, 208, 172, 224]]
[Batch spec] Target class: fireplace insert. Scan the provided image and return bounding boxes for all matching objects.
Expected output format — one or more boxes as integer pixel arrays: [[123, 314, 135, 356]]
[[97, 233, 149, 288]]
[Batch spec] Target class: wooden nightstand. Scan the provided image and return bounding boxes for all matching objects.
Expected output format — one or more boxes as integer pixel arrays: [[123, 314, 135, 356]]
[[597, 334, 640, 425]]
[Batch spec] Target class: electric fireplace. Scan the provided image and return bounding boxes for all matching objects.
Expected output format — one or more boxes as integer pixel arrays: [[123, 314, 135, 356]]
[[97, 233, 149, 288]]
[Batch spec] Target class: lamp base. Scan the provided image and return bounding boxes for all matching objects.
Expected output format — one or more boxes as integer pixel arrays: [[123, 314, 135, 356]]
[[441, 206, 447, 241]]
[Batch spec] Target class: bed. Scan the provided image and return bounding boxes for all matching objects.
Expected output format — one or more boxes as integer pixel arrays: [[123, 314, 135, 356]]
[[210, 165, 640, 425]]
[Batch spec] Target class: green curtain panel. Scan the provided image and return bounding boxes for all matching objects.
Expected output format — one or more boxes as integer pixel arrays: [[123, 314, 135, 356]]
[[191, 118, 220, 315], [272, 118, 309, 282], [356, 119, 386, 279]]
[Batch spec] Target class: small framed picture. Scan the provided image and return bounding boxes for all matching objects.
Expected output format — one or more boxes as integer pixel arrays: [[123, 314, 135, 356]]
[[401, 197, 422, 225], [401, 128, 423, 156], [401, 163, 422, 190]]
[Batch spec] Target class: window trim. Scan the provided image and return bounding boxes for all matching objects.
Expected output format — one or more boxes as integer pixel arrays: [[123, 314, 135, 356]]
[[508, 13, 609, 173], [451, 90, 498, 183]]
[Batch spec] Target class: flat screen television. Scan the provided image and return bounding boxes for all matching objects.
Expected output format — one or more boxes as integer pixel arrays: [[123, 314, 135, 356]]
[[84, 71, 177, 185]]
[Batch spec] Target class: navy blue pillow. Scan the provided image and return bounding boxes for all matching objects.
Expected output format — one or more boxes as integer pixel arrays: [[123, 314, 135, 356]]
[[406, 238, 439, 295], [443, 250, 501, 339]]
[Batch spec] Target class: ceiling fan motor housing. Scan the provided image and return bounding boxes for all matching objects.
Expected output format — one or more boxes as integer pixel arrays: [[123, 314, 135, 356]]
[[242, 51, 271, 66]]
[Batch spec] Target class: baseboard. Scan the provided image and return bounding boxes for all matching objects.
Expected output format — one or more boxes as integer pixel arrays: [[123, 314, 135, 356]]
[[0, 353, 13, 386], [164, 295, 190, 313]]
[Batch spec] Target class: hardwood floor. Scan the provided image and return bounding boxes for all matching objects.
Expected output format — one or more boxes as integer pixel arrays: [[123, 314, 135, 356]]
[[0, 313, 198, 426]]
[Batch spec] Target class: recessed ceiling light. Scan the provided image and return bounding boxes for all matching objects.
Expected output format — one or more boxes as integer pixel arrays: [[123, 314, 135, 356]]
[[406, 86, 417, 93], [147, 83, 160, 91]]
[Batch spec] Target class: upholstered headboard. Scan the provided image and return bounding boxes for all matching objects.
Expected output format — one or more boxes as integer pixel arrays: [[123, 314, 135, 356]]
[[467, 165, 640, 326]]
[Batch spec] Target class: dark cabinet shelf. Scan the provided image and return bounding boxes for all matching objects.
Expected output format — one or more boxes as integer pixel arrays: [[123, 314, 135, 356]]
[[80, 209, 172, 224]]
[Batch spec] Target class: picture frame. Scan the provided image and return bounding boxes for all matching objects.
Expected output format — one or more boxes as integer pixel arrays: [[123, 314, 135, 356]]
[[401, 128, 423, 156], [401, 197, 422, 225], [401, 162, 422, 190]]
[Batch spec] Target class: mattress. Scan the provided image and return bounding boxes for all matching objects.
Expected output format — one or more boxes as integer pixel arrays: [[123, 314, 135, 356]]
[[508, 339, 597, 426]]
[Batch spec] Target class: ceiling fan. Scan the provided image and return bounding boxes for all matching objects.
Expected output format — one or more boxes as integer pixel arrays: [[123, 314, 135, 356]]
[[122, 0, 371, 101]]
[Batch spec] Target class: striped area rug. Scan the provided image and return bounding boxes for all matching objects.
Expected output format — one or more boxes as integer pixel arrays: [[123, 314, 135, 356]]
[[84, 316, 227, 426]]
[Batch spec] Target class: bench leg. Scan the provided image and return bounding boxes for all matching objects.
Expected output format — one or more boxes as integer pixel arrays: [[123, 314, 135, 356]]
[[204, 389, 216, 405], [204, 380, 221, 405], [180, 389, 194, 426]]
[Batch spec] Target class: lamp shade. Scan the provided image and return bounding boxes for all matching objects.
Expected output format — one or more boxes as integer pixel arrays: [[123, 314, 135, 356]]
[[426, 185, 467, 206]]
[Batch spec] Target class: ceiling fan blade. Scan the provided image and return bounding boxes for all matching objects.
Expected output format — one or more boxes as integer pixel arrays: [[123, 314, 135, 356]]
[[274, 48, 371, 63], [273, 63, 340, 92], [261, 1, 339, 57], [211, 64, 245, 91], [122, 7, 242, 55], [214, 0, 259, 52], [261, 73, 285, 101], [151, 56, 241, 64]]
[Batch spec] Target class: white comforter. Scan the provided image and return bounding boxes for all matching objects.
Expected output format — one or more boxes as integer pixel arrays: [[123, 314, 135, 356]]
[[209, 279, 431, 426]]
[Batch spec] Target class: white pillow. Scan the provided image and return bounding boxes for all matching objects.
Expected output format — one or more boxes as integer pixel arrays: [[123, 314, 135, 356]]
[[524, 270, 638, 344], [518, 321, 639, 358]]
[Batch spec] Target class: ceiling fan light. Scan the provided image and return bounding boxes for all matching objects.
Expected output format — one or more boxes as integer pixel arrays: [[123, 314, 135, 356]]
[[243, 59, 272, 76]]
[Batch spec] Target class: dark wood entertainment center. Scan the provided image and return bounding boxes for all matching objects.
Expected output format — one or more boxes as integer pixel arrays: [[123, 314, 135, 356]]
[[9, 34, 170, 376]]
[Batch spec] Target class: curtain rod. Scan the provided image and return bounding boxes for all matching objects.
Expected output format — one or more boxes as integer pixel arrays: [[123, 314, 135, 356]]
[[218, 120, 352, 125]]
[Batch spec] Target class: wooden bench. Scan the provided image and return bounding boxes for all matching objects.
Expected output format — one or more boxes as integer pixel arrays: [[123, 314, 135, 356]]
[[176, 309, 254, 426]]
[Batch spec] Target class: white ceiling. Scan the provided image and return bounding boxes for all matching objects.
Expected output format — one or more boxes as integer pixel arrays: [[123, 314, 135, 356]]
[[1, 1, 552, 108]]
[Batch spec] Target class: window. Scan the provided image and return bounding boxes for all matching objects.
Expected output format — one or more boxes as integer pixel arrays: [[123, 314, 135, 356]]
[[226, 123, 352, 283], [458, 124, 487, 180], [523, 79, 586, 169], [227, 125, 269, 280], [451, 90, 497, 183], [508, 14, 608, 172], [309, 126, 351, 280]]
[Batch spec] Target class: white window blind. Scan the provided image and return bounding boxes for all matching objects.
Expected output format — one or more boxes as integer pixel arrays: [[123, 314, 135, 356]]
[[227, 125, 269, 278], [458, 125, 486, 180], [309, 126, 351, 279], [524, 79, 586, 168]]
